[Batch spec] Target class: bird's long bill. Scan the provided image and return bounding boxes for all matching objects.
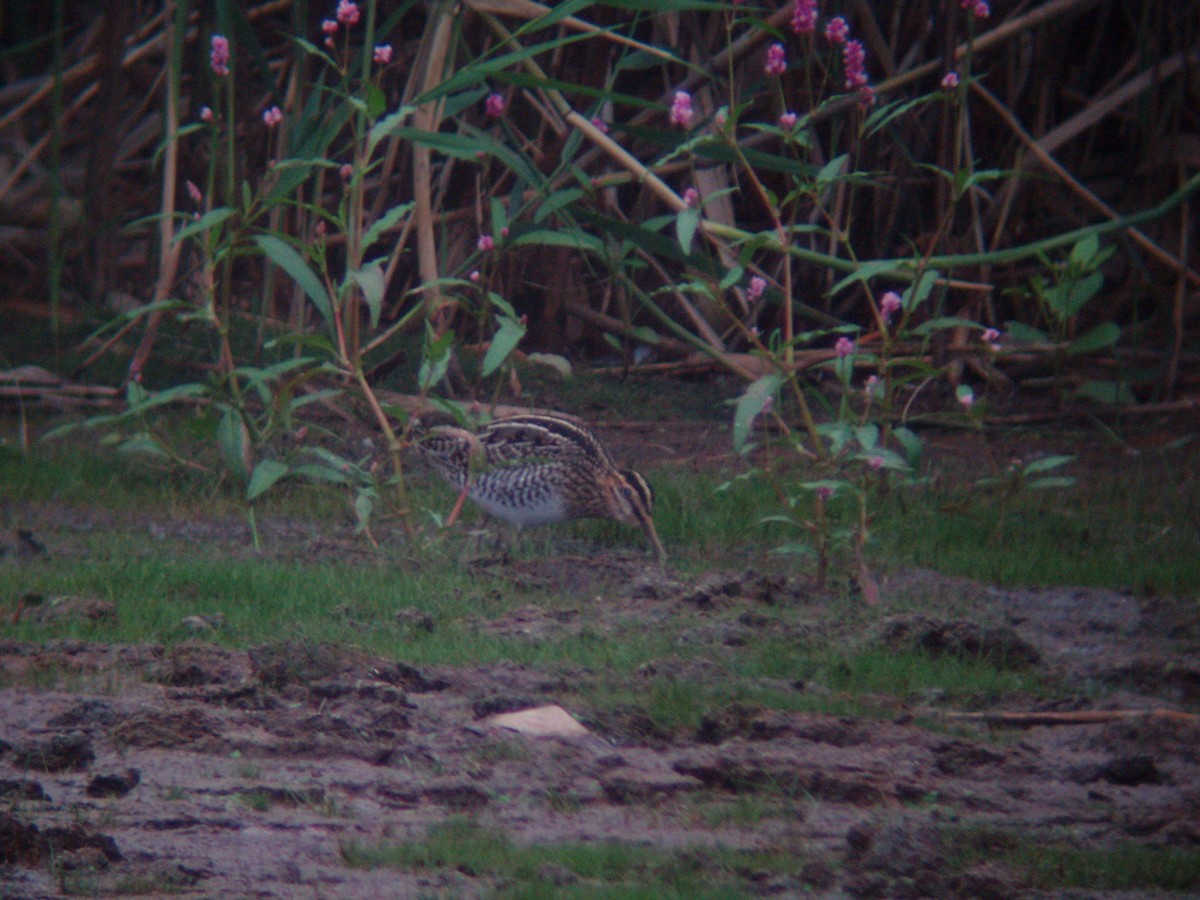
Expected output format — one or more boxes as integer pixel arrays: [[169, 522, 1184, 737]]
[[640, 516, 667, 563]]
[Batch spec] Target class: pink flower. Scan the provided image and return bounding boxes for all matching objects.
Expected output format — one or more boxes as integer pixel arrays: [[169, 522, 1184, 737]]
[[778, 111, 798, 129], [791, 0, 818, 34], [815, 485, 835, 501], [824, 16, 849, 44], [683, 187, 700, 207], [843, 39, 868, 89], [262, 106, 283, 128], [469, 270, 481, 283], [186, 180, 203, 205], [590, 115, 609, 134], [374, 44, 393, 65], [958, 388, 976, 408], [336, 0, 360, 26], [477, 234, 494, 252], [941, 71, 960, 90], [857, 85, 877, 108], [962, 0, 990, 17], [485, 92, 507, 118], [867, 455, 884, 470], [879, 291, 902, 322], [210, 35, 230, 76], [199, 106, 214, 122], [982, 328, 1002, 351], [765, 43, 786, 76], [321, 18, 338, 35], [669, 91, 694, 128], [747, 276, 767, 302], [339, 163, 354, 181], [835, 336, 855, 358]]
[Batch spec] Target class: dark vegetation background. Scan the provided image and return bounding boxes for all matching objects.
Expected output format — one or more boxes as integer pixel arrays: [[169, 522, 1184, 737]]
[[1, 0, 1197, 425]]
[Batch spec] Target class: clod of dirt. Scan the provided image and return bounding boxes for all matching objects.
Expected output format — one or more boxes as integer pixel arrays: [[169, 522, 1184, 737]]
[[0, 779, 48, 801], [396, 606, 436, 632], [249, 639, 354, 689], [1077, 754, 1164, 787], [0, 812, 122, 866], [370, 660, 448, 693], [600, 766, 704, 803], [12, 593, 115, 625], [86, 768, 141, 798], [48, 699, 118, 729], [159, 640, 251, 686], [10, 733, 94, 772], [876, 615, 1040, 667], [109, 709, 222, 749]]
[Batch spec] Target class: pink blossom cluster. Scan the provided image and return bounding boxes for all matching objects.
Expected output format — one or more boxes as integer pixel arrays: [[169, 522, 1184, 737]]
[[262, 106, 283, 128], [210, 35, 230, 76], [824, 16, 848, 44], [747, 276, 767, 302], [788, 3, 876, 107], [941, 71, 961, 90], [879, 291, 902, 324], [791, 0, 818, 34], [834, 336, 855, 357], [374, 44, 393, 65], [485, 92, 507, 118], [670, 91, 695, 128], [961, 0, 990, 17], [336, 0, 360, 25], [765, 43, 786, 76]]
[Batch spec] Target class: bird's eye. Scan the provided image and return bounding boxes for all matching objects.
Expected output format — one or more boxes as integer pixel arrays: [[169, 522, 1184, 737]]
[[622, 486, 633, 498]]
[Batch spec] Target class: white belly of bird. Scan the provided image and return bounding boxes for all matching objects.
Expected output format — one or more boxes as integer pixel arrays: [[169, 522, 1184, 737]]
[[471, 490, 569, 527]]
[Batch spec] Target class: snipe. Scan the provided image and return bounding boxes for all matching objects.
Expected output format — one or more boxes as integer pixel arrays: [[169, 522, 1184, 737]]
[[416, 413, 665, 561]]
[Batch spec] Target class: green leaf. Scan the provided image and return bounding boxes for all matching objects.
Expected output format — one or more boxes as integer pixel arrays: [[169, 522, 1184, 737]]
[[534, 188, 586, 223], [1074, 379, 1135, 405], [363, 201, 414, 253], [1022, 455, 1073, 475], [365, 83, 387, 121], [853, 424, 879, 451], [509, 229, 605, 254], [366, 105, 416, 155], [1069, 233, 1100, 268], [675, 205, 701, 254], [419, 325, 455, 390], [815, 154, 849, 189], [173, 207, 235, 246], [911, 316, 982, 336], [255, 235, 333, 325], [1003, 320, 1051, 343], [217, 407, 250, 482], [733, 373, 783, 453], [116, 432, 171, 458], [827, 260, 899, 297], [353, 488, 377, 533], [349, 260, 386, 329], [481, 317, 526, 378], [893, 427, 923, 468], [1029, 476, 1076, 490], [526, 353, 572, 378], [1065, 321, 1119, 356], [247, 459, 289, 501]]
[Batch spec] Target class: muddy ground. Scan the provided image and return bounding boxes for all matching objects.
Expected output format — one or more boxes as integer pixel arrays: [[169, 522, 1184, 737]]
[[1, 424, 1198, 898]]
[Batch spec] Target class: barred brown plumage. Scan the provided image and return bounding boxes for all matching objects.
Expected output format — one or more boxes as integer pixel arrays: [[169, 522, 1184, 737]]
[[416, 413, 665, 561]]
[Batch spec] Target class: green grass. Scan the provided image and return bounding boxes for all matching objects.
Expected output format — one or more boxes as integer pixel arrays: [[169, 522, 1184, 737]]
[[342, 816, 804, 898], [943, 827, 1200, 892], [0, 423, 1192, 733]]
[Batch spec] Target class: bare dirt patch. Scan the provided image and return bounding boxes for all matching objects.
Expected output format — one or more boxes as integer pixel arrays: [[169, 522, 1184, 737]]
[[1, 539, 1198, 896]]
